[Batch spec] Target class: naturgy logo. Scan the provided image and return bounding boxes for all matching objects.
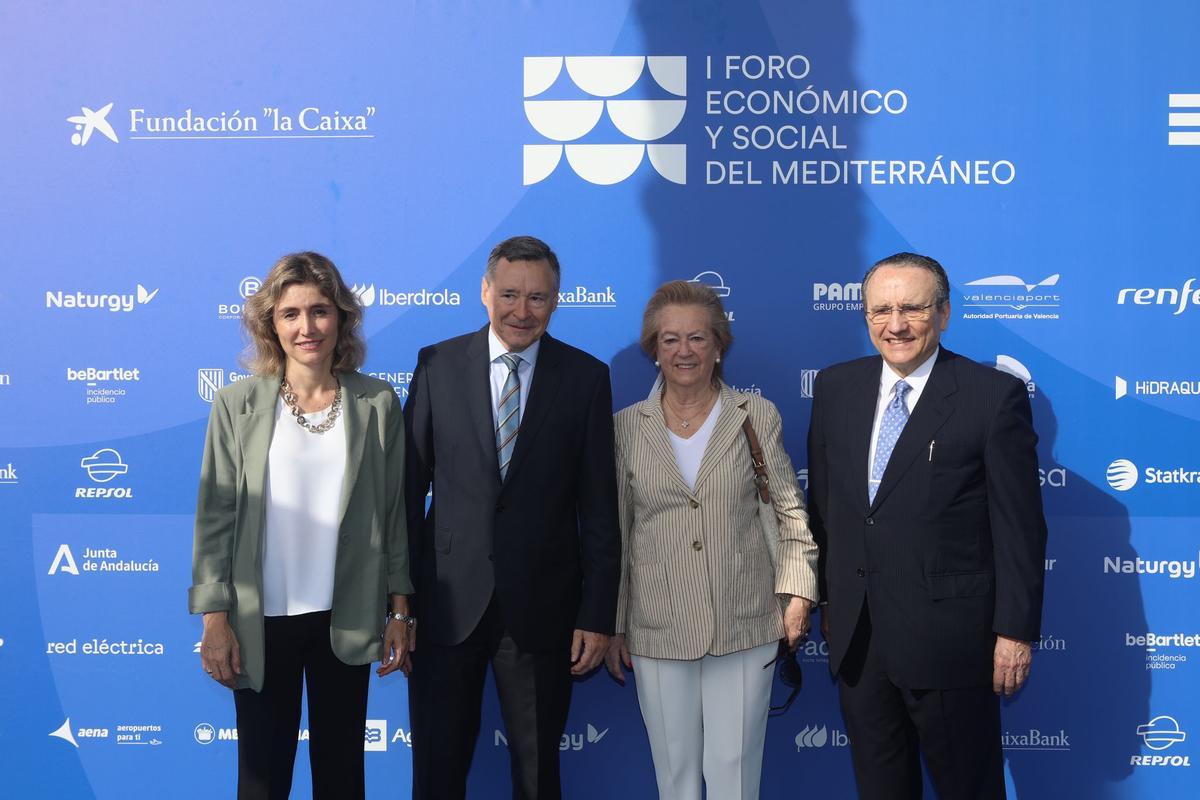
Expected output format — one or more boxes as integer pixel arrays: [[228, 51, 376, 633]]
[[46, 284, 158, 312], [524, 56, 687, 185]]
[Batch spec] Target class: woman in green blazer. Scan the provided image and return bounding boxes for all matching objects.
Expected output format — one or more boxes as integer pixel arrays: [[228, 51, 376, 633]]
[[189, 252, 413, 799]]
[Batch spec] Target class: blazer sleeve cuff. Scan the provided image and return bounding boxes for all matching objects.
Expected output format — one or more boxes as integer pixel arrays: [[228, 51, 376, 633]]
[[188, 582, 233, 614], [388, 571, 415, 597]]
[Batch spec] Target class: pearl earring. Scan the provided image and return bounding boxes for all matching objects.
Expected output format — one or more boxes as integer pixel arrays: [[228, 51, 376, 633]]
[[654, 361, 660, 367]]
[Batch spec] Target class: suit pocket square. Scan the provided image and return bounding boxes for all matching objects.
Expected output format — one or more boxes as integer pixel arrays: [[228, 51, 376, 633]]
[[928, 570, 993, 600]]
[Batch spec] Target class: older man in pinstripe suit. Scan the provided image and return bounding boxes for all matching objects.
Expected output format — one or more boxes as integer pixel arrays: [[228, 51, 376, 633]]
[[605, 280, 818, 800], [807, 252, 1048, 800]]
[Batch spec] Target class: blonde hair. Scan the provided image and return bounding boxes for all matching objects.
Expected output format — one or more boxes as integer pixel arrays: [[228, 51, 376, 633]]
[[241, 252, 366, 376], [639, 280, 733, 382]]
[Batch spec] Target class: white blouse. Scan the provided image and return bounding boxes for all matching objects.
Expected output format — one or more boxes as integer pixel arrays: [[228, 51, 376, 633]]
[[262, 396, 347, 617], [667, 396, 722, 491]]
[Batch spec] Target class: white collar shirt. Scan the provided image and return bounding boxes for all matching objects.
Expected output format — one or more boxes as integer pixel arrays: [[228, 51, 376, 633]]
[[867, 347, 940, 491]]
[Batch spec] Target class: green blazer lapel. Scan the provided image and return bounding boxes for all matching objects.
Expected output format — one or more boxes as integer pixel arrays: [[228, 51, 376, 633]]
[[235, 376, 281, 520], [693, 383, 749, 493], [337, 372, 370, 526]]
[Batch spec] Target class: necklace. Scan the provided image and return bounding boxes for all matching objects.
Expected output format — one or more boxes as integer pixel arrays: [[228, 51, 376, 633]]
[[280, 377, 342, 435], [663, 389, 717, 431]]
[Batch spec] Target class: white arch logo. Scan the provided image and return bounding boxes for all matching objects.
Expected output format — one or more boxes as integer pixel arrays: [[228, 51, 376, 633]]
[[524, 56, 687, 185]]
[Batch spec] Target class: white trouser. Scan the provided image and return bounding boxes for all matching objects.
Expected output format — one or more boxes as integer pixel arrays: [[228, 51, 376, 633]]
[[631, 640, 777, 800]]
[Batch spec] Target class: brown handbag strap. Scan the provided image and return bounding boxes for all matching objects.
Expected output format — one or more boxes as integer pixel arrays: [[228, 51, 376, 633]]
[[742, 417, 772, 504]]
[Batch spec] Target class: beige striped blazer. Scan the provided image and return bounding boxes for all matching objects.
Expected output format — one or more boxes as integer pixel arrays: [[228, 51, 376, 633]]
[[614, 382, 818, 660]]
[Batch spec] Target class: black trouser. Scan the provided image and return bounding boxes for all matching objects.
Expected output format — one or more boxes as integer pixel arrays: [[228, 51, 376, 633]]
[[233, 610, 370, 800], [837, 603, 1004, 800], [409, 596, 573, 800]]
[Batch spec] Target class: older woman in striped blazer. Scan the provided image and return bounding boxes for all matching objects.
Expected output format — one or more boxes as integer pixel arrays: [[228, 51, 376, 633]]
[[604, 279, 818, 800]]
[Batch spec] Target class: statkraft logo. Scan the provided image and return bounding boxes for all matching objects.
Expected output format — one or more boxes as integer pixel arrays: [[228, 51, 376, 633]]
[[557, 284, 616, 308], [1107, 458, 1200, 491], [364, 719, 388, 752], [217, 275, 262, 320], [960, 273, 1061, 320], [524, 56, 687, 185], [68, 103, 119, 146], [349, 283, 460, 309], [1132, 716, 1189, 767], [1103, 552, 1197, 580], [812, 281, 862, 312], [1126, 632, 1197, 671], [46, 284, 158, 313], [992, 355, 1036, 397], [1117, 279, 1198, 315], [495, 723, 609, 752], [795, 724, 850, 750], [1116, 375, 1200, 399]]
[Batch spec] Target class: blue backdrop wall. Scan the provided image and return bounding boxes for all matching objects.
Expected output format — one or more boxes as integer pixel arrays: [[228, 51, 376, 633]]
[[3, 1, 1198, 797]]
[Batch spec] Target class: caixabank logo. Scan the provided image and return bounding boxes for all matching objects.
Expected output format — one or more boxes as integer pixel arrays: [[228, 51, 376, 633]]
[[524, 56, 687, 185]]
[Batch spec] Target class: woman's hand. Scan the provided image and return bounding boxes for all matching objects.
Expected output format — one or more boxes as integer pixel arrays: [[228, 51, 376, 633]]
[[200, 611, 242, 688], [782, 596, 814, 651], [377, 594, 414, 678], [603, 634, 633, 683]]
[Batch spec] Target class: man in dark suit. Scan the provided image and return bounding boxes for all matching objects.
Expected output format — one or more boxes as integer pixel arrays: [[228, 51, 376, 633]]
[[807, 252, 1047, 800], [404, 235, 621, 799]]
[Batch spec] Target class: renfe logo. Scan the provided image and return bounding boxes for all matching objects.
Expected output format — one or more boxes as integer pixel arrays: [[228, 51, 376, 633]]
[[1117, 279, 1199, 315]]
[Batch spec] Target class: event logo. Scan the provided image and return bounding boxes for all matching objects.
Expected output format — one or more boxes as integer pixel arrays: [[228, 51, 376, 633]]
[[1116, 375, 1200, 399], [796, 636, 829, 665], [689, 270, 731, 297], [80, 448, 128, 483], [1170, 94, 1200, 145], [794, 724, 849, 750], [1104, 553, 1197, 580], [364, 719, 388, 752], [1001, 728, 1071, 751], [800, 369, 819, 399], [1132, 716, 1190, 767], [524, 56, 687, 185], [0, 371, 10, 387], [1032, 633, 1067, 653], [67, 366, 141, 407], [364, 370, 413, 401], [46, 638, 165, 656], [1117, 279, 1199, 316], [1106, 459, 1138, 492], [45, 284, 158, 312], [68, 102, 119, 146], [811, 281, 862, 312], [392, 727, 413, 747], [197, 368, 251, 402], [992, 355, 1036, 397], [1039, 466, 1067, 488], [1126, 632, 1196, 671], [557, 284, 617, 307], [494, 723, 609, 751], [194, 724, 216, 745], [1107, 457, 1200, 491], [0, 462, 17, 485], [961, 273, 1061, 319], [349, 283, 459, 308], [49, 719, 80, 748], [48, 544, 159, 576], [217, 275, 261, 320], [796, 468, 809, 494]]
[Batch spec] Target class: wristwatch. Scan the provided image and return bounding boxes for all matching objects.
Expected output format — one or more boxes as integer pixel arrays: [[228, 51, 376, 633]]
[[388, 612, 417, 627]]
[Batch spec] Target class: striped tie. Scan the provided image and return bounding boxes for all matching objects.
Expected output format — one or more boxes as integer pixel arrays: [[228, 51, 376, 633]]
[[496, 353, 521, 479], [869, 379, 911, 504]]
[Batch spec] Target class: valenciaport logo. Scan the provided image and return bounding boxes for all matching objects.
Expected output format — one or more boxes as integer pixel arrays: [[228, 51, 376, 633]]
[[557, 284, 616, 308], [495, 723, 609, 752], [1116, 375, 1200, 399], [1106, 458, 1200, 491], [45, 284, 158, 313], [960, 273, 1061, 320], [992, 355, 1036, 397], [811, 281, 862, 312], [68, 103, 119, 146], [523, 56, 687, 185], [217, 275, 261, 320], [77, 448, 132, 499], [1132, 715, 1189, 767], [1126, 632, 1197, 671], [1117, 279, 1198, 315], [795, 724, 849, 750], [349, 283, 460, 309]]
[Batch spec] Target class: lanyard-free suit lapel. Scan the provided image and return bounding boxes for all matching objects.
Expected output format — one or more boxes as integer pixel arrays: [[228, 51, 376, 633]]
[[502, 335, 563, 488], [337, 372, 370, 526], [466, 327, 503, 488]]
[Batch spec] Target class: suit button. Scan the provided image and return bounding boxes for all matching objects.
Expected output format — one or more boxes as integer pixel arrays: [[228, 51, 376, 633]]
[[856, 568, 865, 578], [865, 517, 874, 526], [692, 540, 702, 551], [689, 500, 699, 509]]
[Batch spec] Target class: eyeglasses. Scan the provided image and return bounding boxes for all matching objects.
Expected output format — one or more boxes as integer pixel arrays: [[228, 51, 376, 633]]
[[764, 641, 803, 716], [864, 302, 940, 325]]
